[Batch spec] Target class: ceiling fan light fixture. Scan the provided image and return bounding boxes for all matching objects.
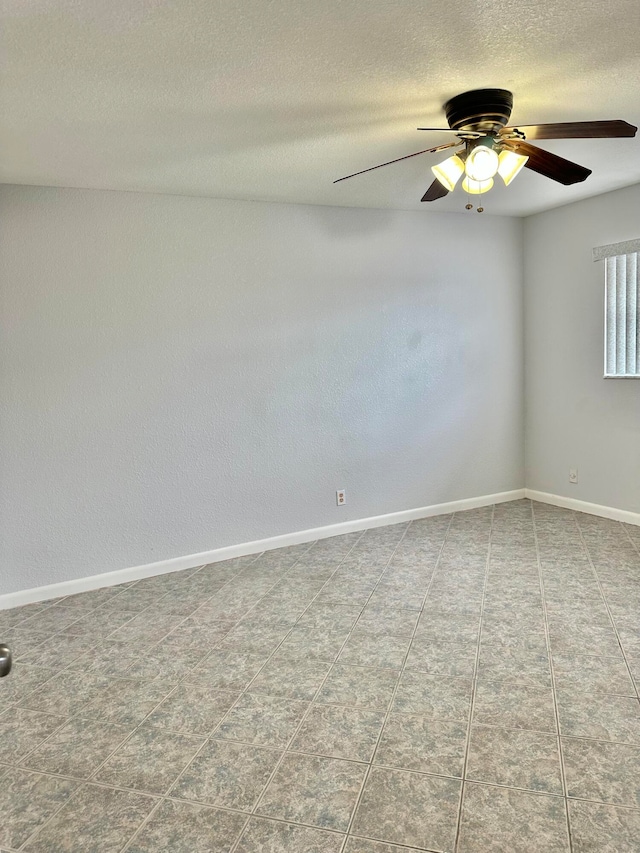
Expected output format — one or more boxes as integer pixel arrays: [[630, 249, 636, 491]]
[[431, 154, 465, 191], [461, 176, 494, 194], [334, 88, 637, 206], [465, 144, 499, 181], [498, 150, 529, 185]]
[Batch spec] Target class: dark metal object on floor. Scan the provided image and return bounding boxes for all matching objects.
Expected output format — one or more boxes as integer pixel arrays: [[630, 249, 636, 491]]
[[0, 643, 11, 678]]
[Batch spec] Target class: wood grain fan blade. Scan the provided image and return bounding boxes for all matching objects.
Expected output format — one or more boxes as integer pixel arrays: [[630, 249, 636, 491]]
[[502, 120, 637, 140], [421, 179, 449, 202], [333, 142, 459, 183], [502, 139, 591, 185]]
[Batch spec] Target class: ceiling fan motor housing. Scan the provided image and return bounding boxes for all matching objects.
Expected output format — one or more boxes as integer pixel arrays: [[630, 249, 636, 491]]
[[445, 88, 514, 134]]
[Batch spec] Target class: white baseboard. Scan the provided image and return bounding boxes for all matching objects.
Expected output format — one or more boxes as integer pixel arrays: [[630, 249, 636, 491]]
[[0, 488, 525, 611], [525, 489, 640, 527]]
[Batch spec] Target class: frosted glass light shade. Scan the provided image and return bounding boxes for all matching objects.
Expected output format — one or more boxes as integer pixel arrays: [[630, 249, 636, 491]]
[[498, 150, 529, 185], [465, 145, 499, 181], [431, 155, 465, 191], [461, 176, 494, 194]]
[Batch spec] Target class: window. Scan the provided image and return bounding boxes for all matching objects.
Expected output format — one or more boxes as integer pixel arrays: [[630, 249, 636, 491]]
[[593, 239, 640, 378]]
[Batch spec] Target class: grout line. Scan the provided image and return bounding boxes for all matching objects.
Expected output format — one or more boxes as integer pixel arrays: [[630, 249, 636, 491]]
[[117, 797, 166, 851], [343, 836, 434, 853], [531, 500, 574, 853], [452, 505, 494, 853]]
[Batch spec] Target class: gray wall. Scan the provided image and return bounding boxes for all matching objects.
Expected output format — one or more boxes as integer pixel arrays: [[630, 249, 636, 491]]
[[1, 185, 524, 595], [524, 183, 640, 513]]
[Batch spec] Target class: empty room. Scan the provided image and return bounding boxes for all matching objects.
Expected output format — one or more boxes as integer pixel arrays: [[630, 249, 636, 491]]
[[1, 1, 640, 851]]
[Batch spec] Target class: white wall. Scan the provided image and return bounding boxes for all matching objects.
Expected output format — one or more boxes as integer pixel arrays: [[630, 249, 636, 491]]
[[0, 185, 524, 595], [524, 183, 640, 513]]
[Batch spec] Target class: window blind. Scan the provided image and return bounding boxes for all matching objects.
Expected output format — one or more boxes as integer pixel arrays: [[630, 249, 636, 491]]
[[603, 251, 639, 376]]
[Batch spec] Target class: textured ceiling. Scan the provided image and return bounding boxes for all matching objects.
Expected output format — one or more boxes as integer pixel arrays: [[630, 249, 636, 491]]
[[1, 0, 639, 216]]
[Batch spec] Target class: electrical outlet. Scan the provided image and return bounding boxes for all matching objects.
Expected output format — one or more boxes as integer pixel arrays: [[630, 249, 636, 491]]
[[336, 489, 346, 506], [569, 468, 578, 484]]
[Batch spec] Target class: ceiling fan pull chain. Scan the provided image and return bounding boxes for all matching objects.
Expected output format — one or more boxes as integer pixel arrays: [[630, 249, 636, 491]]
[[465, 175, 472, 210]]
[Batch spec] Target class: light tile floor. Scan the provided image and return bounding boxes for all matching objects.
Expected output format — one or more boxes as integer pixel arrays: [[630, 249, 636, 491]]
[[1, 500, 640, 852]]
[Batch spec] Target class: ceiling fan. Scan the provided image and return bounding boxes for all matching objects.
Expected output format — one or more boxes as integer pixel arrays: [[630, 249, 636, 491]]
[[334, 89, 637, 208]]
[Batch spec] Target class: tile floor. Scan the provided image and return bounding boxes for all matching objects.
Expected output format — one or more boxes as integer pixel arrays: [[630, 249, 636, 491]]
[[1, 500, 640, 852]]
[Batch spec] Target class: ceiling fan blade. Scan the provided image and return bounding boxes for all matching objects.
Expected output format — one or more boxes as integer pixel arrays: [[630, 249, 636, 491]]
[[417, 127, 482, 137], [502, 139, 591, 185], [421, 179, 449, 202], [502, 120, 637, 140], [333, 142, 459, 183]]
